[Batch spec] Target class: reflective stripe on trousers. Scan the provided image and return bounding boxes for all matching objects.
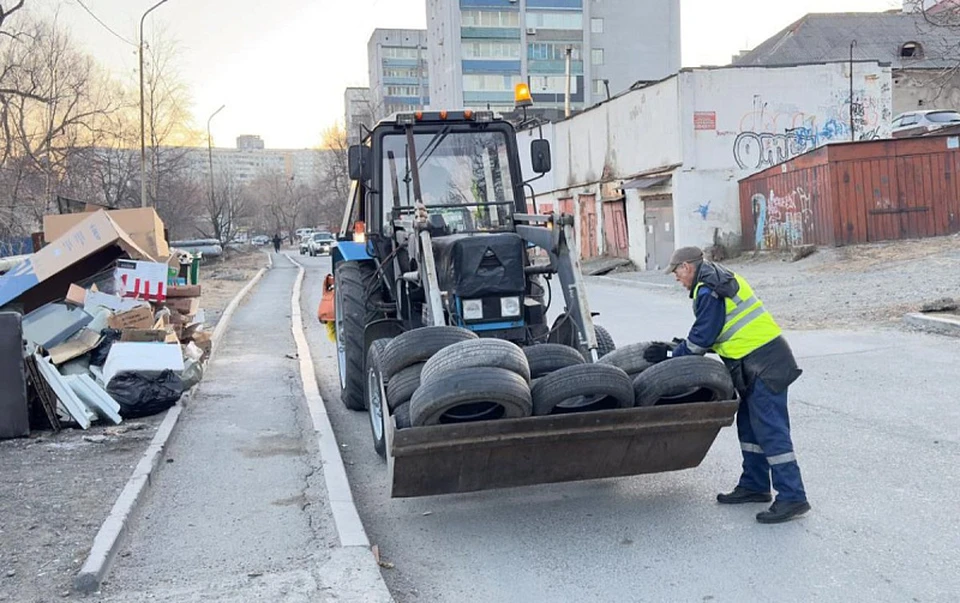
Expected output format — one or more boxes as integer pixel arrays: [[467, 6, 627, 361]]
[[735, 378, 807, 503]]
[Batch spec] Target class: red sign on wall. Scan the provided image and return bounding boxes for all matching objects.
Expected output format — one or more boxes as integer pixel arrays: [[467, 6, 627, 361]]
[[694, 111, 717, 131]]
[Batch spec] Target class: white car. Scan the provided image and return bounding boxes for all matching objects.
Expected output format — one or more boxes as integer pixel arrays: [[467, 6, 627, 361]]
[[308, 232, 336, 256], [892, 110, 960, 138], [251, 235, 270, 247]]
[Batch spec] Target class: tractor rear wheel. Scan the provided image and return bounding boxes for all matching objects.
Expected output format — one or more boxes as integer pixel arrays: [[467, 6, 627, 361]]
[[335, 261, 381, 411]]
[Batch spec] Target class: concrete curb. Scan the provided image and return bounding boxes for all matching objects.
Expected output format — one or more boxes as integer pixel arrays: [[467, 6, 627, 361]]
[[904, 312, 960, 337], [284, 254, 394, 599], [74, 258, 271, 594]]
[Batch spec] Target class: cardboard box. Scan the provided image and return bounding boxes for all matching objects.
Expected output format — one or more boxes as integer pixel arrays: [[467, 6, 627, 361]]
[[115, 260, 168, 302], [162, 296, 200, 317], [120, 329, 167, 343], [43, 208, 169, 259], [0, 211, 154, 313], [108, 306, 155, 330], [167, 285, 201, 298], [65, 284, 87, 306]]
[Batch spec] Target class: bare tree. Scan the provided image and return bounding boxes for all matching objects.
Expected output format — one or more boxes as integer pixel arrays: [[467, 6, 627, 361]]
[[316, 125, 350, 229], [140, 25, 200, 219], [197, 167, 252, 244], [0, 13, 122, 238]]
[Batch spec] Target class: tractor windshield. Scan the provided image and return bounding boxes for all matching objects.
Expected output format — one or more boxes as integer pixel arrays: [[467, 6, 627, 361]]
[[381, 129, 517, 233]]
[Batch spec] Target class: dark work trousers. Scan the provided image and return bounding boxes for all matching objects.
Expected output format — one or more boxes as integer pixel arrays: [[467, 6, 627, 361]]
[[735, 378, 807, 503]]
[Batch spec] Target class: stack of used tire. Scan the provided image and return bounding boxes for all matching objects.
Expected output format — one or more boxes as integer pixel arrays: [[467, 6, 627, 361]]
[[597, 342, 736, 407], [377, 327, 533, 429], [376, 328, 735, 433]]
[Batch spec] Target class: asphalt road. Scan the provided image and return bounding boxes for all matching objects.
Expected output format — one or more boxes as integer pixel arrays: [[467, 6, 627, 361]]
[[298, 252, 960, 603]]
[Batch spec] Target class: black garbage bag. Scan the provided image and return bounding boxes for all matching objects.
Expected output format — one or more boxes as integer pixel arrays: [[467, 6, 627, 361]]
[[107, 370, 184, 418], [89, 329, 122, 367]]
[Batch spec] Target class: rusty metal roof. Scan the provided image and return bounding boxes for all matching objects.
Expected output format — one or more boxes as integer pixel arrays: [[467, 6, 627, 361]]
[[732, 11, 960, 70]]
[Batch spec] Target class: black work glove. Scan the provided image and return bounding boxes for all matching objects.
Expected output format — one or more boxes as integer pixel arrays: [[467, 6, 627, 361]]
[[643, 341, 675, 363]]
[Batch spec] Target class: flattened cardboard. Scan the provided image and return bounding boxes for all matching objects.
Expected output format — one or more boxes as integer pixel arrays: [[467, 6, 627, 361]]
[[167, 284, 201, 298], [108, 306, 155, 330], [48, 329, 103, 365], [43, 207, 169, 259], [120, 329, 167, 343], [0, 211, 154, 312], [84, 290, 146, 314]]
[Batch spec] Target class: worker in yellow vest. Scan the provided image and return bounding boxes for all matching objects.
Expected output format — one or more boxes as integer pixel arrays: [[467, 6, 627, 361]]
[[645, 246, 810, 524]]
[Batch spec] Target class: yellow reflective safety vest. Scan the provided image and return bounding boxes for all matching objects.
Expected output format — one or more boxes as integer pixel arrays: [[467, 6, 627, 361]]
[[693, 273, 781, 360]]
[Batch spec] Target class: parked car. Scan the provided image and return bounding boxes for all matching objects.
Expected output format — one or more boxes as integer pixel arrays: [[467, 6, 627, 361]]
[[308, 232, 336, 256], [251, 235, 270, 247], [892, 110, 960, 138], [295, 227, 315, 240], [299, 235, 312, 255]]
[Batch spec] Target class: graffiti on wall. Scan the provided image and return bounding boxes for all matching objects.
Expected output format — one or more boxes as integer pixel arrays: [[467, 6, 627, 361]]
[[732, 92, 886, 170], [750, 185, 815, 250]]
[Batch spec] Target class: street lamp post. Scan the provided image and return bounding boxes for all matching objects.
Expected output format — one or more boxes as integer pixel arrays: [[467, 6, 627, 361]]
[[140, 0, 170, 208], [207, 105, 226, 235]]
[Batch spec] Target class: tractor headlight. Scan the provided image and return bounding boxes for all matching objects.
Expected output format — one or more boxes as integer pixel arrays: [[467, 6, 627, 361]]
[[500, 296, 521, 318], [463, 299, 483, 321]]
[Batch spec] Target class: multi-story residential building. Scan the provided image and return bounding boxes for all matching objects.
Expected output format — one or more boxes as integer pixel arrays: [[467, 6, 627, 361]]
[[181, 138, 323, 185], [236, 135, 265, 150], [426, 0, 680, 114], [344, 87, 376, 145], [368, 29, 430, 119]]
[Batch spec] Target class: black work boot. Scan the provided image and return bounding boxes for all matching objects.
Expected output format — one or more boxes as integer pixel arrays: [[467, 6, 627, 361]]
[[756, 500, 811, 524], [717, 486, 773, 504]]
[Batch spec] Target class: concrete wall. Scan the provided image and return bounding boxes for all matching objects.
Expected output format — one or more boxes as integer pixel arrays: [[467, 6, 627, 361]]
[[892, 68, 960, 115], [523, 62, 893, 267], [677, 62, 893, 250]]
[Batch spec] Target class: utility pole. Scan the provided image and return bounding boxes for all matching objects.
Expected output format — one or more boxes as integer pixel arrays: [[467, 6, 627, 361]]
[[207, 105, 226, 239], [564, 46, 572, 118], [849, 40, 857, 142], [140, 0, 170, 208]]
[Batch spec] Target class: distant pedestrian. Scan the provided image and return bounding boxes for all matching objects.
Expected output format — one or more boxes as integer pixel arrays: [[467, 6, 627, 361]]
[[272, 234, 282, 253], [646, 246, 810, 524]]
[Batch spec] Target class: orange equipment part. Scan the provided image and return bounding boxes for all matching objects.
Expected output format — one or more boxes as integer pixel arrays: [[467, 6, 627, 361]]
[[317, 273, 336, 323]]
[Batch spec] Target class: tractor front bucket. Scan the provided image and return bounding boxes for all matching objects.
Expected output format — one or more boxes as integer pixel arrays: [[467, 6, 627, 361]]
[[385, 400, 739, 498]]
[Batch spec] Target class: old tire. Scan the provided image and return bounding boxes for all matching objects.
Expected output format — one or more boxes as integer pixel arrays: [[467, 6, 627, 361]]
[[335, 261, 382, 411], [385, 362, 424, 411], [595, 325, 616, 357], [420, 339, 530, 386], [531, 363, 634, 416], [632, 356, 736, 408], [365, 339, 390, 458], [597, 341, 656, 376], [523, 344, 585, 378], [394, 402, 412, 430], [381, 326, 478, 381], [409, 367, 533, 427]]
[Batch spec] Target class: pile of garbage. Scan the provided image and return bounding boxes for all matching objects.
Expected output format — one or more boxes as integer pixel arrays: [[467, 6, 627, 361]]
[[0, 208, 210, 439]]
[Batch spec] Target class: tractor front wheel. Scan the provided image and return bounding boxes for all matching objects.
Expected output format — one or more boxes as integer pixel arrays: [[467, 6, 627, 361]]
[[335, 261, 381, 411]]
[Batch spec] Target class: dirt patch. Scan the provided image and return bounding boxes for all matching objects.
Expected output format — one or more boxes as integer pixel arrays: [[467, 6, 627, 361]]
[[0, 250, 267, 602]]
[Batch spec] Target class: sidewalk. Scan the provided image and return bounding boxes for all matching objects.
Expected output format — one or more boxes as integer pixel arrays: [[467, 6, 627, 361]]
[[93, 255, 389, 602]]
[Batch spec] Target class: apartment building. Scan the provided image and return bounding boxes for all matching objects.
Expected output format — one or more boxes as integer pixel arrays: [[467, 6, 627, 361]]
[[426, 0, 680, 113], [367, 28, 431, 119]]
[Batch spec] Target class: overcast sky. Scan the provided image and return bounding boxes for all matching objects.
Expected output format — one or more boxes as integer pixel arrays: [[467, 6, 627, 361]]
[[28, 0, 903, 149]]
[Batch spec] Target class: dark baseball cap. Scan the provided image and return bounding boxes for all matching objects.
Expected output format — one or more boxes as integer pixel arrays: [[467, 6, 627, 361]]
[[665, 246, 704, 273]]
